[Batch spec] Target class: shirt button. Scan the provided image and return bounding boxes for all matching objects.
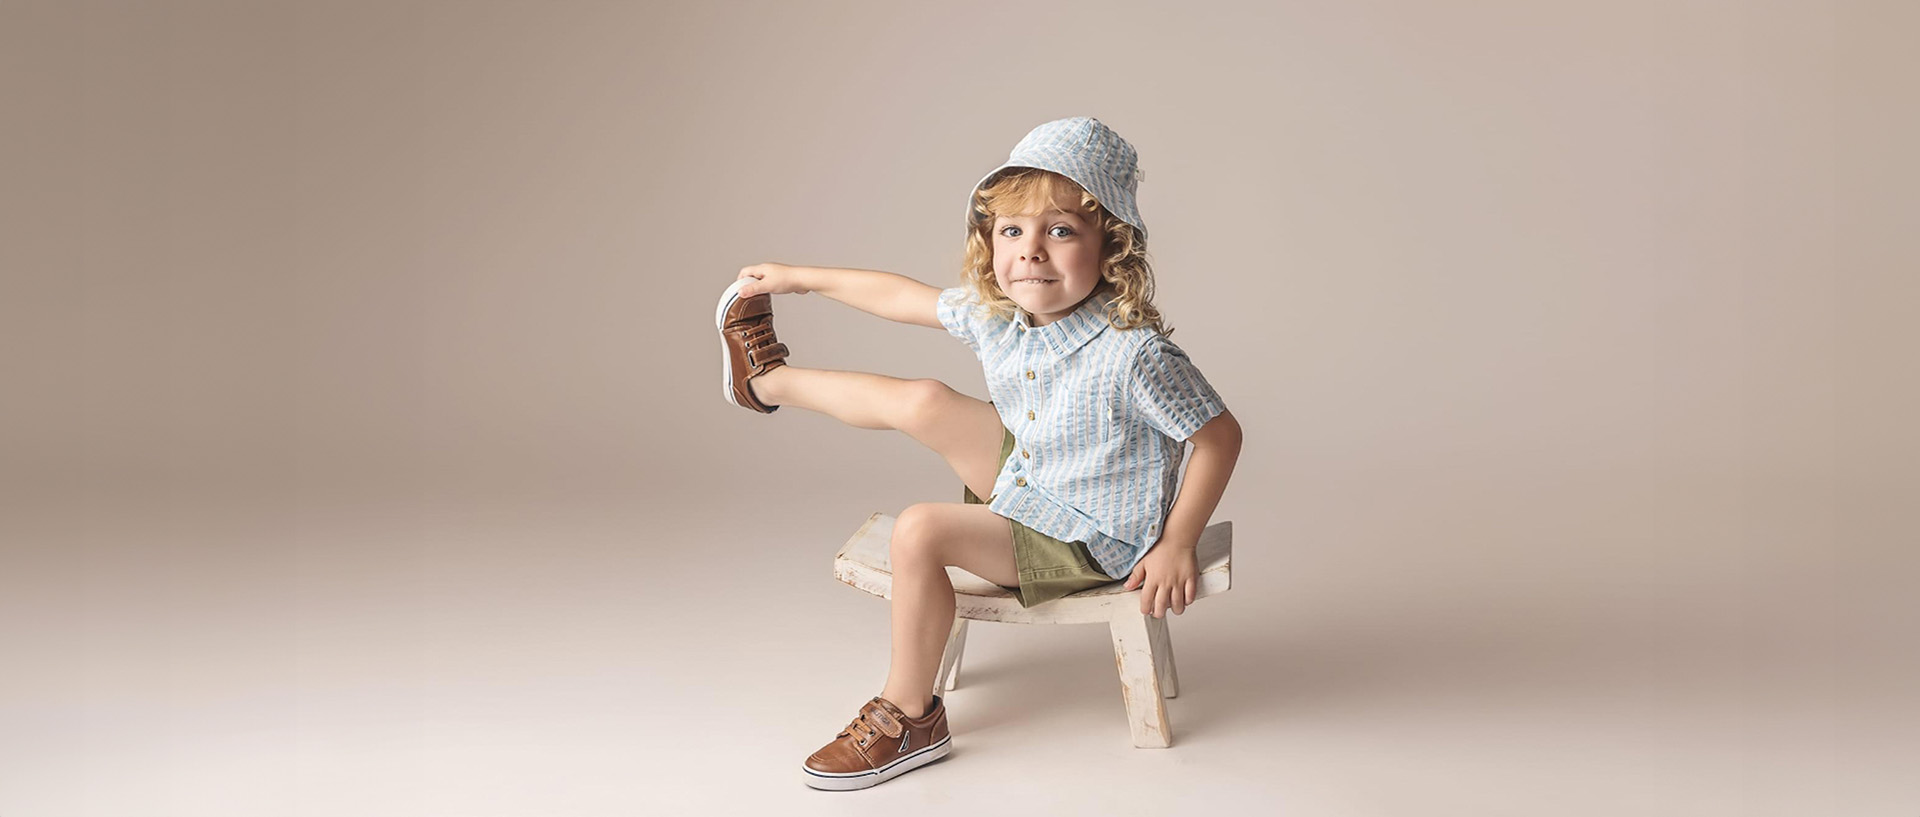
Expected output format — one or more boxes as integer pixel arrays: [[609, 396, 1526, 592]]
[[1021, 449, 1029, 458], [1027, 409, 1036, 420], [1025, 370, 1035, 379], [1015, 477, 1026, 487]]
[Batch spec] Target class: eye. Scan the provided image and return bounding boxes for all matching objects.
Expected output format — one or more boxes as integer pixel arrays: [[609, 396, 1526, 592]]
[[997, 224, 1076, 238]]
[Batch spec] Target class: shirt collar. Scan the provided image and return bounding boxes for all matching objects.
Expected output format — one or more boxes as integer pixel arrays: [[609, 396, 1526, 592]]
[[1015, 287, 1116, 358]]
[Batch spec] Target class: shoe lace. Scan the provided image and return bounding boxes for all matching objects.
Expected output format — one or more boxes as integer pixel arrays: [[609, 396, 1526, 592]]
[[741, 320, 787, 370], [743, 321, 776, 348], [841, 715, 877, 746], [837, 700, 899, 749]]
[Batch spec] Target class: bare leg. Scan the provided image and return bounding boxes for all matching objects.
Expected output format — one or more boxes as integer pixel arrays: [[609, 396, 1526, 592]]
[[751, 365, 1006, 500], [878, 503, 1020, 718], [749, 365, 906, 430], [883, 564, 955, 718], [754, 366, 1020, 719]]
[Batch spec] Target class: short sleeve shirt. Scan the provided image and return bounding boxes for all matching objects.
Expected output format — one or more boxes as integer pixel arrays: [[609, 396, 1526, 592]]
[[935, 284, 1229, 579]]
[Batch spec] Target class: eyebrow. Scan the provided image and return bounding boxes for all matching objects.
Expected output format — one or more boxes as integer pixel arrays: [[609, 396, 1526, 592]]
[[997, 209, 1083, 221]]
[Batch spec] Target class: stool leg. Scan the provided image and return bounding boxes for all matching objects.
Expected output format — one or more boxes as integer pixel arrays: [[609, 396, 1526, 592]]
[[1146, 614, 1179, 698], [936, 618, 969, 693], [1108, 609, 1171, 748]]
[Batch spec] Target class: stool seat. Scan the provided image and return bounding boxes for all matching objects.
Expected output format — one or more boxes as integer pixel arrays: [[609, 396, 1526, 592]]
[[831, 512, 1234, 747]]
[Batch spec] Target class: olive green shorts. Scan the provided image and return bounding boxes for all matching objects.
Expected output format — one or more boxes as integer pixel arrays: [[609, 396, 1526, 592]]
[[962, 421, 1117, 608]]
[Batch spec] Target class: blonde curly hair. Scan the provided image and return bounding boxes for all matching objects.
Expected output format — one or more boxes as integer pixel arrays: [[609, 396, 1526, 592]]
[[960, 167, 1172, 338]]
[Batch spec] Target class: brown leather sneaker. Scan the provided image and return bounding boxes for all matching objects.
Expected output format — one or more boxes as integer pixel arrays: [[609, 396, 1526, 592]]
[[802, 694, 951, 791], [715, 278, 789, 413]]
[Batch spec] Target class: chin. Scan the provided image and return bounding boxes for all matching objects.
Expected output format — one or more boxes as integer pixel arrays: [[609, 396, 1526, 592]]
[[997, 278, 1092, 313]]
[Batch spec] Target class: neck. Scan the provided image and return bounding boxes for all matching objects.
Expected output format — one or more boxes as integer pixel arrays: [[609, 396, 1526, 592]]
[[1025, 288, 1101, 328]]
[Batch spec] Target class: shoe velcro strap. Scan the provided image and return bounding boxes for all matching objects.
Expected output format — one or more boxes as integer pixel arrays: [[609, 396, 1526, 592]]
[[746, 342, 788, 368], [863, 703, 904, 738]]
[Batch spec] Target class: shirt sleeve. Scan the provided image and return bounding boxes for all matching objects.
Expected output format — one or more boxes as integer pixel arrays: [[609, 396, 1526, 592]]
[[1128, 334, 1228, 442], [935, 285, 983, 353]]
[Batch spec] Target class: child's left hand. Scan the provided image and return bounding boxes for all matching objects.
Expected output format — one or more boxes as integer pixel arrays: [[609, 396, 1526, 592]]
[[1123, 539, 1199, 618]]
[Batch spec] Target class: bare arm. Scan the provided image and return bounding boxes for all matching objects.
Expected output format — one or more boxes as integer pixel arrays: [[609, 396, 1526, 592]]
[[797, 266, 944, 328], [1123, 408, 1243, 616], [1158, 409, 1243, 554]]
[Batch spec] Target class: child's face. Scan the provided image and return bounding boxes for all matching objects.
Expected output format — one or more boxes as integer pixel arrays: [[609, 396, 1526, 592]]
[[990, 199, 1103, 327]]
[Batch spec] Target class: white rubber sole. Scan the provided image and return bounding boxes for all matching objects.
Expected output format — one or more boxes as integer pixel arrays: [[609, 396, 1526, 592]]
[[715, 278, 753, 409], [801, 732, 953, 791]]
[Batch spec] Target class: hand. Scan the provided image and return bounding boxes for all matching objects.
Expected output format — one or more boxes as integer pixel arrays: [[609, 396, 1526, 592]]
[[734, 263, 812, 297], [1123, 539, 1198, 618]]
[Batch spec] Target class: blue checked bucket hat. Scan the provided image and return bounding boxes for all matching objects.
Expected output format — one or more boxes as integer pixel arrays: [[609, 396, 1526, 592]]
[[969, 116, 1147, 241]]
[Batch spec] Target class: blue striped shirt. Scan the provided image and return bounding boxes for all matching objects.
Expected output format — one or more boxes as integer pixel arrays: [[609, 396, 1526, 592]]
[[936, 285, 1229, 579]]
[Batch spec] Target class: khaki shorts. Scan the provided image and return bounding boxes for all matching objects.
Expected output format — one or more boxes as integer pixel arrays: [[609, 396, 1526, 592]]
[[962, 419, 1116, 608]]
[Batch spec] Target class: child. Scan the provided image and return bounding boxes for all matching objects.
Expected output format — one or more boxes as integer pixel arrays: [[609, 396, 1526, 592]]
[[714, 116, 1242, 790]]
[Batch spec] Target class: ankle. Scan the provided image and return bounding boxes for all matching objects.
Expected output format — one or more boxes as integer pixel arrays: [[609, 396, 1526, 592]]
[[882, 691, 933, 718], [749, 365, 786, 405]]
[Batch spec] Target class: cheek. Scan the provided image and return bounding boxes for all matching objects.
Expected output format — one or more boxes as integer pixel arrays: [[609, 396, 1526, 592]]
[[1066, 241, 1100, 267]]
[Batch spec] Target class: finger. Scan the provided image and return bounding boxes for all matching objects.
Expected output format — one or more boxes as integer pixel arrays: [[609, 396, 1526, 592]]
[[1155, 584, 1171, 618], [1186, 577, 1195, 608]]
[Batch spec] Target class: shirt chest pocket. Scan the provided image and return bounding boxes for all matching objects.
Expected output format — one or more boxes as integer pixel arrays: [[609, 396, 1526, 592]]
[[1095, 386, 1125, 444]]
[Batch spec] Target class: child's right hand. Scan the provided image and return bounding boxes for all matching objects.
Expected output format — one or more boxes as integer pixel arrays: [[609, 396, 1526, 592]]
[[735, 263, 812, 298]]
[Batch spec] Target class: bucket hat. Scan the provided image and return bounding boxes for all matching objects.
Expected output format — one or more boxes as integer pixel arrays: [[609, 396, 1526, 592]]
[[968, 116, 1147, 241]]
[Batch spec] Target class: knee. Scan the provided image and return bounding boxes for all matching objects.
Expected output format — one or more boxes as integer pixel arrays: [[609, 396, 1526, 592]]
[[894, 379, 954, 434], [890, 503, 946, 568]]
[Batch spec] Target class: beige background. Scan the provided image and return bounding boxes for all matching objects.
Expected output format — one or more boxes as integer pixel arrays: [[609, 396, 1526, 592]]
[[2, 1, 1913, 814]]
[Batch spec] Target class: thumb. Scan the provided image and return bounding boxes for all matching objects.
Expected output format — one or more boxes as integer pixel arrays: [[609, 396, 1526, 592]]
[[1125, 566, 1143, 589]]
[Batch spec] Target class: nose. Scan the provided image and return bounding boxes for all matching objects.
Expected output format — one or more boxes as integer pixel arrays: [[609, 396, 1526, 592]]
[[1018, 234, 1046, 262]]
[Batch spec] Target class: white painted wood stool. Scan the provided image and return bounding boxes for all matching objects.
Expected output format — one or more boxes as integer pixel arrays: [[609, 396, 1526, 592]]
[[831, 512, 1234, 748]]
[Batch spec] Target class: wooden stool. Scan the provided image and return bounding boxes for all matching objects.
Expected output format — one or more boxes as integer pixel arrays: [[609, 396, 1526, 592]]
[[831, 513, 1234, 748]]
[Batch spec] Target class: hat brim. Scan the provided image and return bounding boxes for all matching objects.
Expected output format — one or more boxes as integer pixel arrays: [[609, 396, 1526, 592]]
[[965, 160, 1147, 241]]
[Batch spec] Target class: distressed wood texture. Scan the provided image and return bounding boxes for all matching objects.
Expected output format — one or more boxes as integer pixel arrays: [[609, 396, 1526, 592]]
[[832, 512, 1234, 747]]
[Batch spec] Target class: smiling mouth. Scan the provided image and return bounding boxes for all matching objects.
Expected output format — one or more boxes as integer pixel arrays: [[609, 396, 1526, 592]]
[[1014, 278, 1058, 284]]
